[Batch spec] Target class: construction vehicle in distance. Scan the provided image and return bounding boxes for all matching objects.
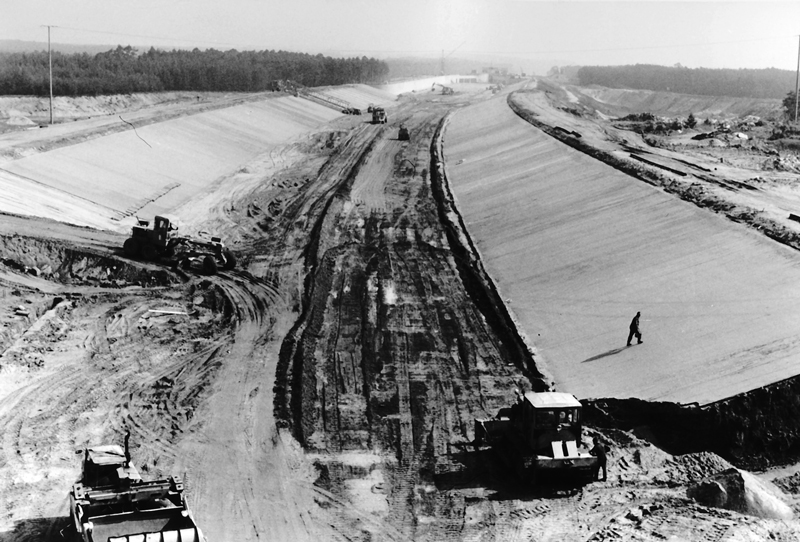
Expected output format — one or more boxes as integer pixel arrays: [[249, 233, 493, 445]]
[[398, 125, 410, 141], [474, 391, 598, 485], [69, 432, 203, 542], [123, 216, 236, 275], [372, 106, 388, 124], [432, 83, 455, 95]]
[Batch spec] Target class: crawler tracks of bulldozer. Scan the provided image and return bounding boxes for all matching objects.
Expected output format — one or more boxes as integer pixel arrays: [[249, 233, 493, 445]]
[[164, 120, 425, 542], [0, 288, 231, 535], [272, 102, 541, 540]]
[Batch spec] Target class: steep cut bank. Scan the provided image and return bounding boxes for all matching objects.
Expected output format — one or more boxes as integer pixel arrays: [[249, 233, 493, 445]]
[[586, 371, 800, 471]]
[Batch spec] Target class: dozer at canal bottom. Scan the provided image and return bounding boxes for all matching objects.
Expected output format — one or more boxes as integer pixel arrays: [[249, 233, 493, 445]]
[[475, 391, 599, 486]]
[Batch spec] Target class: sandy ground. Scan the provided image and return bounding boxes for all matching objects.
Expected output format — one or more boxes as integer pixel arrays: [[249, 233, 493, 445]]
[[1, 81, 800, 542]]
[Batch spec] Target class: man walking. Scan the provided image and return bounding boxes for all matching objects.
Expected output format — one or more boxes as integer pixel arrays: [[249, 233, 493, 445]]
[[627, 311, 642, 346]]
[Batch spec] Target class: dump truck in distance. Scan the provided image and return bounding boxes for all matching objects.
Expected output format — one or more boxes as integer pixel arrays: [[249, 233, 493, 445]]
[[372, 107, 388, 124], [69, 434, 203, 542], [474, 391, 598, 485]]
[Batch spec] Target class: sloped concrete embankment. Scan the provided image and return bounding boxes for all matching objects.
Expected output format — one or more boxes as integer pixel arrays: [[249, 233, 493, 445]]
[[586, 373, 800, 471], [429, 114, 549, 392], [507, 91, 800, 254], [378, 76, 467, 96], [504, 90, 800, 471]]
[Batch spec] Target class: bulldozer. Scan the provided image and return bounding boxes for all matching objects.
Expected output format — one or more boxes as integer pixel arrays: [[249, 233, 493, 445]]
[[474, 390, 598, 485], [123, 216, 236, 275], [68, 432, 203, 542], [398, 125, 410, 141]]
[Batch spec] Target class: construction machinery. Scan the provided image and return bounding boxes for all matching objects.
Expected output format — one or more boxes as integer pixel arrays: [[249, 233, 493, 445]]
[[398, 125, 410, 141], [69, 433, 203, 542], [474, 391, 598, 485], [432, 83, 455, 95], [372, 107, 388, 124], [123, 216, 236, 275]]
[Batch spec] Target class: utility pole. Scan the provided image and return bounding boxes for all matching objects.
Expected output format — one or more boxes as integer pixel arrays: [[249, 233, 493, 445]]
[[795, 34, 799, 125], [42, 25, 56, 125]]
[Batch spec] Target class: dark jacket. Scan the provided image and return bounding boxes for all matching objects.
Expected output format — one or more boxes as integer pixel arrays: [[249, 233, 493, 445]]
[[590, 442, 607, 463]]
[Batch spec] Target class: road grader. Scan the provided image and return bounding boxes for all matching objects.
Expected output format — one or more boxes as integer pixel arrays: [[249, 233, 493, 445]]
[[474, 390, 598, 485], [123, 215, 236, 275]]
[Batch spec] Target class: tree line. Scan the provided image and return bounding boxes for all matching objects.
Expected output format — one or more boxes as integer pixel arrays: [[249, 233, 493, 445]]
[[576, 64, 795, 100], [0, 46, 390, 96]]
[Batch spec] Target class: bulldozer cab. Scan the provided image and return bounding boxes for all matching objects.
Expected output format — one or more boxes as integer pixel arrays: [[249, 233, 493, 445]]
[[518, 392, 583, 454], [80, 445, 141, 488], [154, 216, 172, 232]]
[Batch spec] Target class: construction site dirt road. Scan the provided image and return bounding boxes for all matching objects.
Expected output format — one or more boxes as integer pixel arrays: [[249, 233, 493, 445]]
[[1, 82, 800, 541]]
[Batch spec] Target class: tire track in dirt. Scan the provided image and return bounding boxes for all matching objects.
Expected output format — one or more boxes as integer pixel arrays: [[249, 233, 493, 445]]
[[278, 102, 550, 541], [172, 269, 391, 542], [0, 296, 171, 530]]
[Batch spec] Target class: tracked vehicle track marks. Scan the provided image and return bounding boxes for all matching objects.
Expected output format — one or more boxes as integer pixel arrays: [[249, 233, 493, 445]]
[[279, 101, 541, 541]]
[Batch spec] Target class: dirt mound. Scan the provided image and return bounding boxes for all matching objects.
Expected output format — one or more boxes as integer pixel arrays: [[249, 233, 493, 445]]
[[688, 468, 794, 520], [0, 234, 173, 287]]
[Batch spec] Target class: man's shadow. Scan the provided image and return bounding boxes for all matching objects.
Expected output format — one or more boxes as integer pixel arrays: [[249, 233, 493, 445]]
[[582, 346, 628, 363]]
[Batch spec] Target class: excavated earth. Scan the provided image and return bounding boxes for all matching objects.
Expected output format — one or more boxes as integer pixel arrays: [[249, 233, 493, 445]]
[[1, 80, 800, 542]]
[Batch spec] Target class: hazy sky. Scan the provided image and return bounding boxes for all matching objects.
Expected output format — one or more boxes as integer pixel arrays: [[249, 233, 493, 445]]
[[5, 1, 800, 73]]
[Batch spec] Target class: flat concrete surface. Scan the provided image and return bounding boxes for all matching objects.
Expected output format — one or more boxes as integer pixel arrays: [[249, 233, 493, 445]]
[[444, 95, 800, 405]]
